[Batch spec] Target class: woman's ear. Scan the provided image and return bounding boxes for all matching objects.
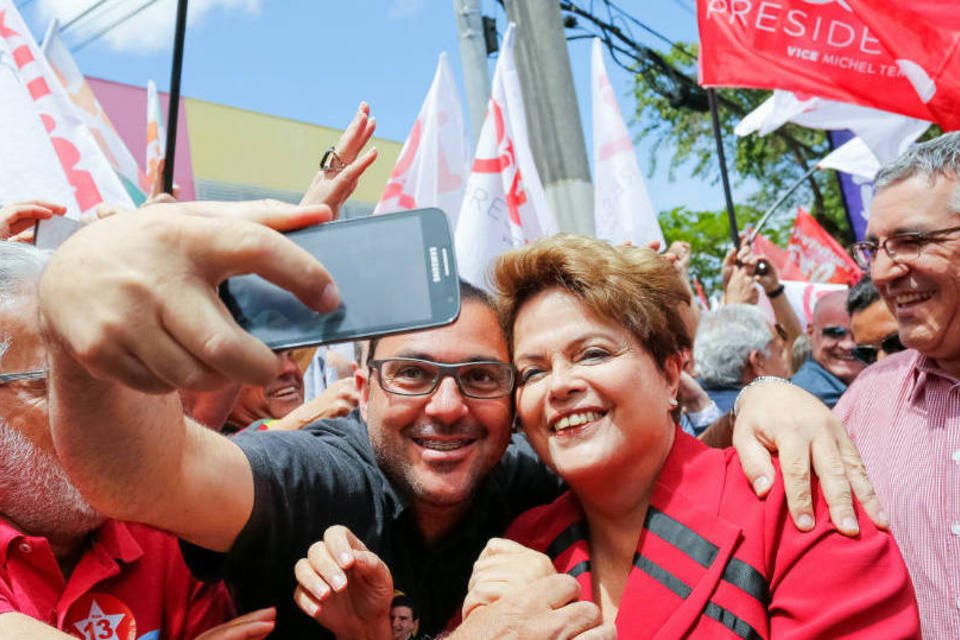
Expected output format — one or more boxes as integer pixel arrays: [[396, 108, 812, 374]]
[[663, 352, 684, 399]]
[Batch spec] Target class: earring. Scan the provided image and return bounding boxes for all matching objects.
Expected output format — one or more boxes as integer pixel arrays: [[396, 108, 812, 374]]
[[668, 397, 679, 407]]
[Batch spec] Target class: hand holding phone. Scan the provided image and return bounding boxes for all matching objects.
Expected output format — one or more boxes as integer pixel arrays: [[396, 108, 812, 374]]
[[221, 208, 461, 350]]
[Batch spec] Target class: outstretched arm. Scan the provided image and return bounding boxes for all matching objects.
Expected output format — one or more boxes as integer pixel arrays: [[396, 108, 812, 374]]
[[728, 378, 885, 537], [41, 202, 340, 552]]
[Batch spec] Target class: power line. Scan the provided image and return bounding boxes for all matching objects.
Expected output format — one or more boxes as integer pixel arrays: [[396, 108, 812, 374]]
[[62, 0, 112, 33], [71, 0, 163, 52]]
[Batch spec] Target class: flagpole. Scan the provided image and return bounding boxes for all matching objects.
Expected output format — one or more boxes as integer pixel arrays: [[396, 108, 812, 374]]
[[706, 88, 740, 247], [162, 0, 188, 195]]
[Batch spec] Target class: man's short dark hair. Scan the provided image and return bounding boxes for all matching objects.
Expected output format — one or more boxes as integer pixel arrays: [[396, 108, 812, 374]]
[[391, 594, 419, 620], [847, 276, 881, 316], [366, 280, 498, 365]]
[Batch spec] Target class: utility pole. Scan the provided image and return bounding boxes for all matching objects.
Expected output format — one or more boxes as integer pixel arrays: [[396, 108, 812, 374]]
[[503, 0, 593, 235], [452, 0, 491, 146]]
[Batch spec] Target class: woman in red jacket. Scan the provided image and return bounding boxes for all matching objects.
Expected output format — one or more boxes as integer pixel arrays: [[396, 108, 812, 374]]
[[463, 234, 919, 639]]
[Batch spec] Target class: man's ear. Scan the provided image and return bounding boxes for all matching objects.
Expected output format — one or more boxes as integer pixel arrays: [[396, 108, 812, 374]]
[[356, 366, 371, 421], [745, 349, 763, 380]]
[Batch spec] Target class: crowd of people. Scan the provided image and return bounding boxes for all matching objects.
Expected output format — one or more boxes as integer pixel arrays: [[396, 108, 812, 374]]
[[2, 105, 960, 638]]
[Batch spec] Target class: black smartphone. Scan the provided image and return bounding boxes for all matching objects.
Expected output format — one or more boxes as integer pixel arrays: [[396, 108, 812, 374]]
[[220, 208, 461, 350]]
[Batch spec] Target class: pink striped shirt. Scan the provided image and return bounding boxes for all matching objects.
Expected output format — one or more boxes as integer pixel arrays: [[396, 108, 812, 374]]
[[836, 349, 960, 638]]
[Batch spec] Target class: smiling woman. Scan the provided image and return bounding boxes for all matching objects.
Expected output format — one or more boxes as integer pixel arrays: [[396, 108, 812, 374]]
[[463, 234, 921, 638]]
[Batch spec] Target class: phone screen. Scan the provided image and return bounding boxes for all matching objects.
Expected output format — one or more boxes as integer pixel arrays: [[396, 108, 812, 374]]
[[221, 209, 460, 349]]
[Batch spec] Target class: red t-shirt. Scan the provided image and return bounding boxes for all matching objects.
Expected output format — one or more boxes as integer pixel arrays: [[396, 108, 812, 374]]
[[0, 518, 233, 639]]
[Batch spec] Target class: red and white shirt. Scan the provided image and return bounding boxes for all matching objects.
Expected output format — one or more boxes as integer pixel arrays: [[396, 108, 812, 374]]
[[0, 518, 233, 639], [837, 349, 960, 639]]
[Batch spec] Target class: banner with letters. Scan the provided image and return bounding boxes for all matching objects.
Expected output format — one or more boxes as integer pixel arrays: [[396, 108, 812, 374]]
[[698, 0, 960, 130]]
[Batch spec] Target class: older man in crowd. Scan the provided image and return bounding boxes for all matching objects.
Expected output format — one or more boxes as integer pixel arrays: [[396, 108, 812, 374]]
[[790, 290, 865, 407], [694, 303, 791, 413], [0, 242, 274, 639], [839, 131, 960, 637]]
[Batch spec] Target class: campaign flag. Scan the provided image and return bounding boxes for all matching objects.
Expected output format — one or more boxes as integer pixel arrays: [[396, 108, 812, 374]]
[[698, 0, 956, 128], [787, 207, 861, 284], [41, 20, 147, 204], [752, 232, 806, 281], [846, 1, 960, 131], [0, 0, 132, 217], [591, 38, 663, 247], [373, 53, 469, 227], [455, 23, 556, 287], [145, 79, 165, 196], [735, 90, 929, 165]]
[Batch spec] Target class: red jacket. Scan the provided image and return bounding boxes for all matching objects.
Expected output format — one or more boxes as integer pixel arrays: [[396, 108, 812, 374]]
[[507, 431, 920, 639]]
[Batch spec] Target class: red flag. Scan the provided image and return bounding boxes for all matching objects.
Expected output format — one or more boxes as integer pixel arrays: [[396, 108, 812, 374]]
[[697, 0, 959, 129], [752, 232, 806, 281], [845, 1, 960, 131], [786, 208, 861, 284]]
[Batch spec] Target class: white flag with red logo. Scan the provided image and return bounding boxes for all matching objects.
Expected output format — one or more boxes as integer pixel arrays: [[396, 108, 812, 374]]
[[698, 0, 960, 130], [0, 0, 132, 217], [373, 53, 469, 227], [591, 38, 663, 247], [455, 23, 556, 287], [145, 79, 165, 196], [42, 20, 147, 204], [787, 207, 862, 284]]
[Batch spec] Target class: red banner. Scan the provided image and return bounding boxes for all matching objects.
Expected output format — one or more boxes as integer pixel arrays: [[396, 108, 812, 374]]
[[786, 208, 861, 284], [752, 232, 806, 281], [698, 0, 960, 130]]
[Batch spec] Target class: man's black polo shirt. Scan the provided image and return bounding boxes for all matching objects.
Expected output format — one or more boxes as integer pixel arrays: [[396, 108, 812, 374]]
[[182, 413, 560, 638]]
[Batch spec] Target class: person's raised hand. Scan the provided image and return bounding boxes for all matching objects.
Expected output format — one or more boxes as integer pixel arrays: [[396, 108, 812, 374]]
[[293, 525, 393, 640], [462, 538, 558, 619], [0, 200, 66, 240], [453, 573, 613, 640], [732, 379, 886, 537], [194, 608, 276, 640], [301, 102, 378, 219], [38, 203, 339, 394]]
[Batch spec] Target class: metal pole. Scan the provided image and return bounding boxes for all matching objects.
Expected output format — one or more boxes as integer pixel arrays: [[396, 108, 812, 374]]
[[162, 0, 188, 195], [746, 164, 818, 243], [707, 88, 739, 247], [452, 0, 491, 146]]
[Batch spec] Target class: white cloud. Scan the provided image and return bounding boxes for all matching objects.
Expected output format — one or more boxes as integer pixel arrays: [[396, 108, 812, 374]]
[[37, 0, 260, 53], [387, 0, 424, 19]]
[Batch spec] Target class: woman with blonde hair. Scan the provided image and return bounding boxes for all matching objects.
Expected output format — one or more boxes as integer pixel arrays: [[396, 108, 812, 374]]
[[463, 234, 918, 638]]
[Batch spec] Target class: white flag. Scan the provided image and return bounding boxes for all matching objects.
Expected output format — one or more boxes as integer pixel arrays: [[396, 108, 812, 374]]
[[591, 39, 663, 247], [374, 52, 469, 228], [42, 20, 147, 203], [455, 23, 556, 288], [735, 89, 929, 164], [146, 80, 165, 195], [817, 137, 881, 180], [0, 1, 133, 217]]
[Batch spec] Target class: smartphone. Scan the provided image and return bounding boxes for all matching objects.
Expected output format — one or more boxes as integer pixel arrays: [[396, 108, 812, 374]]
[[220, 208, 461, 350], [34, 216, 82, 250]]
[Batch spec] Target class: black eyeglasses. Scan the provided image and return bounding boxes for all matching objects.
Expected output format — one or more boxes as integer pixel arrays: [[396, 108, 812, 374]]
[[369, 358, 515, 399], [0, 369, 46, 384], [848, 224, 960, 269], [852, 333, 905, 365], [821, 326, 851, 339]]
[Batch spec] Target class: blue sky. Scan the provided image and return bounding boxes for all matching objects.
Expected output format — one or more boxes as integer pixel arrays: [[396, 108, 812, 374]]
[[18, 0, 750, 213]]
